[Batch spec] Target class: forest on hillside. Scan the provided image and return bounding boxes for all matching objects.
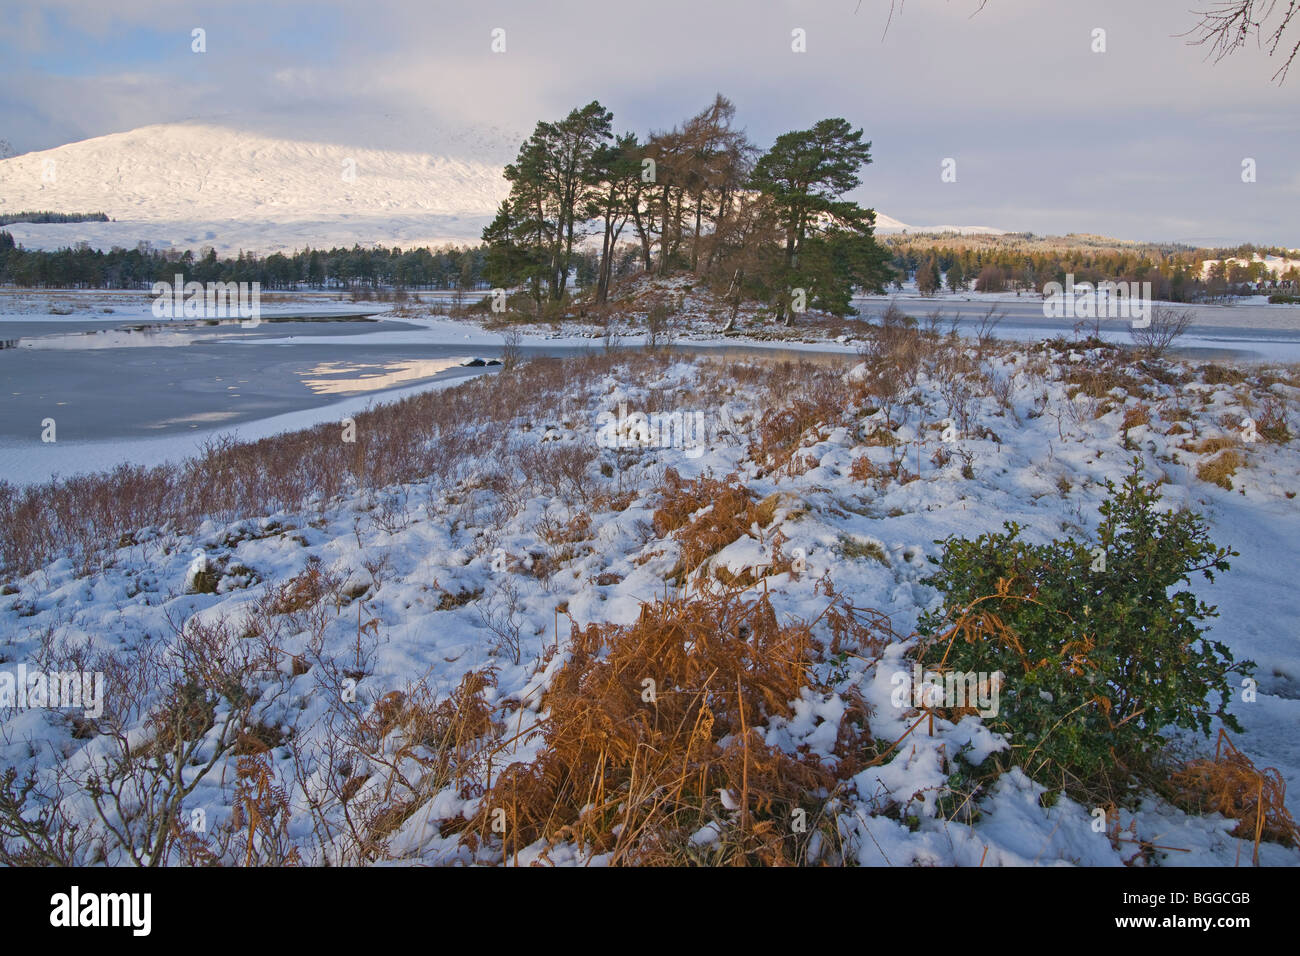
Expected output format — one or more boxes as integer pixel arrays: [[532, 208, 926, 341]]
[[888, 234, 1300, 302]]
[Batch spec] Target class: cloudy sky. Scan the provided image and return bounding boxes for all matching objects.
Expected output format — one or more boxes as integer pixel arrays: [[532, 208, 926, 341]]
[[4, 0, 1298, 246]]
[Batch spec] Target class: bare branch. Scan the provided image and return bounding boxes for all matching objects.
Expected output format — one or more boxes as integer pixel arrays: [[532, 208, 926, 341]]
[[1183, 0, 1298, 82], [864, 0, 991, 41]]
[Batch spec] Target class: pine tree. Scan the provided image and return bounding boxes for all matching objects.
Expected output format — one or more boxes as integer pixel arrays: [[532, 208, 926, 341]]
[[750, 118, 890, 322], [591, 133, 643, 304], [945, 260, 965, 292], [486, 102, 613, 310], [306, 250, 323, 289]]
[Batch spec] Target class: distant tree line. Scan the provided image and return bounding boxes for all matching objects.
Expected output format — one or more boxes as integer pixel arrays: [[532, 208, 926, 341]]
[[482, 94, 893, 324], [0, 211, 110, 226], [891, 240, 1300, 302], [0, 232, 488, 291]]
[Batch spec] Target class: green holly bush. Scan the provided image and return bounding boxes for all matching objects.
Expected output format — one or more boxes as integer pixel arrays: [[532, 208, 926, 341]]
[[919, 459, 1251, 797]]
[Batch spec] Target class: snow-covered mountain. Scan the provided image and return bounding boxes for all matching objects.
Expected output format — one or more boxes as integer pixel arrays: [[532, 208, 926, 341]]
[[871, 210, 1004, 236], [0, 115, 1004, 254], [0, 114, 520, 255]]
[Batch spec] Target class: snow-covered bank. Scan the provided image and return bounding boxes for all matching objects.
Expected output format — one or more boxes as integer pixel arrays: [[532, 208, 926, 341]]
[[2, 336, 1297, 866]]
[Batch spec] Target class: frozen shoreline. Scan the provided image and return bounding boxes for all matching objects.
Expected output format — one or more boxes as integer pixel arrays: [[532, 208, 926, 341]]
[[0, 368, 491, 486], [3, 294, 1299, 487]]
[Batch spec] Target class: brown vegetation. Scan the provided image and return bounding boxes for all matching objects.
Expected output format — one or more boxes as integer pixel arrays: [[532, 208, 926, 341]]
[[1173, 730, 1300, 863], [457, 587, 879, 865]]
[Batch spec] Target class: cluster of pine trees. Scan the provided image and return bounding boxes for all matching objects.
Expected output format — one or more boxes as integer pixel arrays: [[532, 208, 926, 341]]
[[0, 233, 487, 291], [482, 94, 893, 324]]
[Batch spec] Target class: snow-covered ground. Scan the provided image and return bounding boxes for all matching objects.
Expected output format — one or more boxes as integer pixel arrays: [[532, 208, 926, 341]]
[[2, 322, 1297, 866]]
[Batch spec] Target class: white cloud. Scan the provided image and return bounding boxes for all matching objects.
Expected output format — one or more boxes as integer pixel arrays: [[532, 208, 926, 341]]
[[2, 0, 1297, 243]]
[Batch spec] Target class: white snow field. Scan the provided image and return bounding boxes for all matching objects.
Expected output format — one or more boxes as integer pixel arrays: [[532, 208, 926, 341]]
[[1, 324, 1298, 867], [0, 113, 518, 255], [870, 210, 1006, 236]]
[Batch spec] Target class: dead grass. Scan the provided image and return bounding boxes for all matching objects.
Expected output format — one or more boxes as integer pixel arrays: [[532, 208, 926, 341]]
[[1172, 729, 1299, 863], [860, 424, 903, 447], [1120, 404, 1151, 431], [1200, 364, 1246, 386], [1197, 450, 1246, 490], [857, 301, 925, 396], [435, 586, 483, 611], [353, 671, 500, 852], [1067, 360, 1144, 401], [849, 456, 879, 483], [457, 587, 878, 865], [652, 470, 766, 584], [289, 667, 501, 864], [836, 535, 889, 566], [268, 562, 329, 615], [1255, 398, 1293, 443], [1185, 435, 1241, 455], [536, 512, 593, 547], [748, 399, 827, 474]]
